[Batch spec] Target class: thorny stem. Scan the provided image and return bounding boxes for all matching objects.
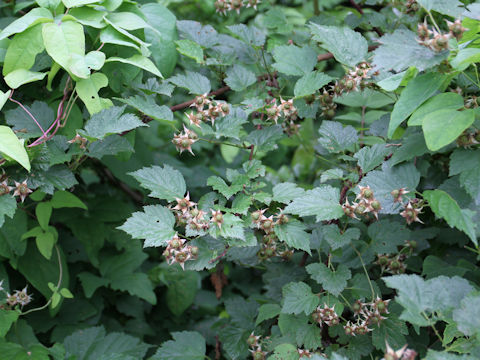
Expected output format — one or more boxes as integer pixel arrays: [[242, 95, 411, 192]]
[[426, 9, 441, 34], [20, 244, 63, 316], [422, 311, 443, 344]]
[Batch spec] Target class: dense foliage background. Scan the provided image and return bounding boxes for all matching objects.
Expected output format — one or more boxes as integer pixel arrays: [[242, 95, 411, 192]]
[[0, 0, 479, 359]]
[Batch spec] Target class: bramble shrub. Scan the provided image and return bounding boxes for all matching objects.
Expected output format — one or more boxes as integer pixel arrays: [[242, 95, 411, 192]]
[[0, 0, 479, 359]]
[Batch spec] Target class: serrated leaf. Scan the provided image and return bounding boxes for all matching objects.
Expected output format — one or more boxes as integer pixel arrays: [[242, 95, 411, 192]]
[[354, 144, 391, 173], [390, 132, 429, 166], [129, 165, 186, 201], [175, 39, 204, 64], [225, 64, 256, 91], [294, 71, 333, 97], [227, 24, 265, 46], [115, 95, 173, 123], [284, 186, 343, 222], [322, 225, 360, 250], [309, 24, 368, 67], [0, 196, 17, 228], [423, 109, 475, 151], [274, 219, 311, 254], [151, 331, 206, 360], [272, 45, 317, 76], [118, 205, 176, 247], [0, 309, 19, 337], [318, 121, 358, 153], [450, 149, 480, 202], [359, 162, 420, 214], [255, 304, 281, 325], [388, 72, 448, 138], [423, 190, 477, 244], [383, 274, 474, 326], [281, 281, 319, 315], [373, 29, 447, 73], [453, 291, 480, 337], [272, 182, 305, 204], [417, 0, 464, 17], [169, 71, 211, 94], [207, 175, 247, 199], [83, 105, 146, 139], [246, 125, 284, 152], [165, 270, 200, 316], [306, 263, 351, 296], [368, 219, 411, 254], [371, 316, 408, 351]]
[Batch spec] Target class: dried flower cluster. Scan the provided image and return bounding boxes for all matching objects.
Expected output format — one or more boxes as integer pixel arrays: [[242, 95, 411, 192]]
[[0, 179, 32, 202], [247, 333, 268, 360], [405, 0, 419, 14], [311, 304, 340, 327], [0, 282, 33, 309], [215, 0, 260, 15], [344, 297, 390, 336], [417, 19, 466, 52], [264, 98, 300, 135], [343, 185, 382, 220], [456, 129, 480, 147], [67, 134, 88, 149], [162, 234, 199, 270], [377, 253, 407, 274], [172, 125, 199, 155], [319, 62, 374, 119], [188, 93, 230, 127], [383, 343, 417, 360]]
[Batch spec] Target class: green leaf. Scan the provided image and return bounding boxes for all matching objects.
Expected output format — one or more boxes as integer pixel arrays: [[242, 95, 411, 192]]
[[322, 225, 360, 250], [224, 64, 256, 92], [88, 135, 134, 159], [353, 144, 391, 173], [0, 309, 19, 337], [118, 205, 176, 247], [75, 72, 113, 115], [294, 71, 333, 97], [422, 109, 475, 151], [130, 165, 186, 201], [318, 121, 358, 153], [282, 281, 319, 315], [368, 219, 411, 254], [105, 55, 162, 78], [42, 21, 86, 76], [4, 69, 47, 89], [0, 196, 17, 228], [83, 105, 147, 139], [62, 0, 100, 7], [359, 162, 420, 214], [0, 8, 53, 40], [105, 12, 151, 31], [390, 132, 428, 166], [424, 350, 476, 360], [383, 274, 474, 326], [169, 71, 211, 95], [78, 272, 109, 298], [35, 202, 52, 230], [417, 0, 464, 17], [51, 191, 87, 209], [272, 182, 305, 204], [69, 7, 106, 28], [151, 331, 206, 360], [309, 24, 368, 67], [3, 24, 44, 76], [64, 326, 149, 360], [408, 92, 464, 126], [451, 48, 480, 71], [334, 88, 395, 109], [227, 24, 265, 46], [306, 263, 351, 296], [453, 291, 480, 337], [371, 316, 408, 351], [373, 29, 447, 73], [175, 39, 204, 64], [450, 149, 480, 201], [423, 190, 477, 244], [255, 304, 281, 325], [207, 175, 246, 199], [35, 230, 55, 259], [116, 95, 173, 123], [100, 26, 141, 51], [272, 45, 317, 76], [388, 72, 448, 138], [270, 344, 299, 360], [274, 219, 311, 254], [0, 90, 11, 112], [0, 125, 31, 171], [246, 125, 284, 152], [284, 186, 344, 222], [165, 270, 200, 316]]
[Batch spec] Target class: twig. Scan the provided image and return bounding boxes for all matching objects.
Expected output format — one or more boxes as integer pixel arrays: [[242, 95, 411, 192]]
[[209, 246, 230, 264], [248, 145, 255, 161], [299, 252, 309, 267], [101, 167, 144, 204], [350, 0, 364, 14]]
